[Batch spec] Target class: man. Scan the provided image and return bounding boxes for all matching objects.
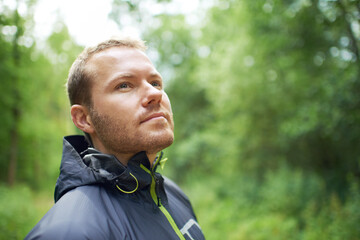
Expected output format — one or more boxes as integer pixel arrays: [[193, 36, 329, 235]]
[[26, 37, 205, 240]]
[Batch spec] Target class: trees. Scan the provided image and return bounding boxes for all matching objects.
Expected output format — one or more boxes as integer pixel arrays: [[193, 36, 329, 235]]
[[0, 0, 37, 186], [198, 0, 360, 192], [0, 1, 80, 188]]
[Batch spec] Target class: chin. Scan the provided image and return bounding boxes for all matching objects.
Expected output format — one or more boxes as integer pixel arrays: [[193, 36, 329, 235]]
[[147, 132, 174, 152]]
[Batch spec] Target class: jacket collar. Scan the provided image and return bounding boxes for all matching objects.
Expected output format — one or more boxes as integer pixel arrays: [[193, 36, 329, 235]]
[[83, 148, 153, 193], [55, 135, 165, 202]]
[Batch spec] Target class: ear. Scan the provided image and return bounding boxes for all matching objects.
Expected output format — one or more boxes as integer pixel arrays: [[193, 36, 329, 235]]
[[70, 104, 95, 134]]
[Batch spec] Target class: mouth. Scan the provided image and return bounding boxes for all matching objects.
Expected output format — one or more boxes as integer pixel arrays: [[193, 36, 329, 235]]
[[140, 112, 167, 123]]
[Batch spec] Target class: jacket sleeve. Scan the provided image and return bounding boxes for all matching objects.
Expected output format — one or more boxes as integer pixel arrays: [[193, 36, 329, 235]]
[[25, 220, 109, 240], [25, 187, 124, 240]]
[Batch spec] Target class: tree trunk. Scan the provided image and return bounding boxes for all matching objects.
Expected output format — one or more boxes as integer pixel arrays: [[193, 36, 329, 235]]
[[7, 4, 21, 187], [8, 114, 19, 186]]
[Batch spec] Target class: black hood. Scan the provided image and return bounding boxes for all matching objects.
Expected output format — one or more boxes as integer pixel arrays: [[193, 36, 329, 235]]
[[54, 135, 159, 202]]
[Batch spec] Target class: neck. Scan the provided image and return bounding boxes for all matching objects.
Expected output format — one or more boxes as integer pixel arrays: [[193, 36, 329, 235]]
[[90, 135, 158, 166], [113, 152, 157, 166], [146, 152, 158, 166]]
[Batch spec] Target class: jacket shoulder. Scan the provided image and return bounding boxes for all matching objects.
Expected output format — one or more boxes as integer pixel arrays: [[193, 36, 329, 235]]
[[163, 177, 191, 203], [163, 177, 197, 217], [25, 220, 108, 240], [26, 185, 123, 240]]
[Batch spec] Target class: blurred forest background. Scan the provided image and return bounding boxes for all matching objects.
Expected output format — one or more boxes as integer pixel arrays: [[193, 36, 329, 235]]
[[1, 0, 360, 239]]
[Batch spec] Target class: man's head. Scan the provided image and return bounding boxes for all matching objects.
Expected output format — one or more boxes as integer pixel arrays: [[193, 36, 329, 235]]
[[67, 37, 174, 164], [67, 38, 147, 108]]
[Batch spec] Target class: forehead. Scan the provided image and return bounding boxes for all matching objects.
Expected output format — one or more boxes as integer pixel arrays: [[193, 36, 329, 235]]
[[84, 47, 160, 91], [86, 47, 154, 72]]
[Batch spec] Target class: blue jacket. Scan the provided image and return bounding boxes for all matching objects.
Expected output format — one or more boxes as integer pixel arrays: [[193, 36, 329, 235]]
[[26, 135, 205, 240]]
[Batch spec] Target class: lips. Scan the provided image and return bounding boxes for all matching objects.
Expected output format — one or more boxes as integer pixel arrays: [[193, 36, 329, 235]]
[[140, 112, 167, 123]]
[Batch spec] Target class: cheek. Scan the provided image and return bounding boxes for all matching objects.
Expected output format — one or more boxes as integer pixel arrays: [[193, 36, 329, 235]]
[[94, 94, 133, 113]]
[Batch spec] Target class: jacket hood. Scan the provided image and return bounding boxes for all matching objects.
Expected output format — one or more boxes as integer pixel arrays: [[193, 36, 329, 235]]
[[54, 135, 161, 202]]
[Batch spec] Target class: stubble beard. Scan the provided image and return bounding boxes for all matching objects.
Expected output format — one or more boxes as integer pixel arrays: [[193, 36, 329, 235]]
[[90, 109, 174, 156]]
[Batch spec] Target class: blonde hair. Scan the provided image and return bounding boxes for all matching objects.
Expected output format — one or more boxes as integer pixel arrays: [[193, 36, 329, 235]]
[[66, 37, 147, 107]]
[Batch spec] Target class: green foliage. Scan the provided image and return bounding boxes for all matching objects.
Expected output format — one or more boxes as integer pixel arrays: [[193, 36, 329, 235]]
[[0, 185, 40, 240], [185, 166, 360, 240], [193, 0, 360, 185], [0, 2, 80, 187], [302, 183, 360, 240]]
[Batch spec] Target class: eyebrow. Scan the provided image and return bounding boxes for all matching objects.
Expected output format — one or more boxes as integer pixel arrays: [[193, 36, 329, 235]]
[[112, 72, 162, 80], [113, 73, 135, 79], [106, 72, 163, 88], [149, 72, 163, 79]]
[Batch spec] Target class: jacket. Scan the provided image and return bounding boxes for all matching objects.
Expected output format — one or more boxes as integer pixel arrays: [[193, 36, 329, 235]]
[[25, 135, 205, 240]]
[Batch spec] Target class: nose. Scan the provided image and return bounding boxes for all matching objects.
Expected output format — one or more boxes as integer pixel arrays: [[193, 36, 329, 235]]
[[141, 82, 163, 107]]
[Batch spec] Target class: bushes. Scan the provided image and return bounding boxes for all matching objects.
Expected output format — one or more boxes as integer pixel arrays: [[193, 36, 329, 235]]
[[185, 165, 359, 240], [230, 214, 298, 240], [302, 182, 360, 240], [0, 185, 50, 240]]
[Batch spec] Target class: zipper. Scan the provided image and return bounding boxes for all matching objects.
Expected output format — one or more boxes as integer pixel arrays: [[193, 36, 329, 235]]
[[140, 163, 185, 240], [154, 176, 161, 206]]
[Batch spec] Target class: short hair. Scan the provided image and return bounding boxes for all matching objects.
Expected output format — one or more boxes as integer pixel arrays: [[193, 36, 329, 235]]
[[66, 37, 147, 107]]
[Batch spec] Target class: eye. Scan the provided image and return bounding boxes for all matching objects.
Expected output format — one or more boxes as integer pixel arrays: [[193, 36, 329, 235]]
[[151, 80, 162, 89], [116, 82, 129, 89]]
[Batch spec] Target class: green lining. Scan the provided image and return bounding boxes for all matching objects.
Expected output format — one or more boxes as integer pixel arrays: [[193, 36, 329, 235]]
[[140, 164, 185, 240], [140, 164, 151, 174]]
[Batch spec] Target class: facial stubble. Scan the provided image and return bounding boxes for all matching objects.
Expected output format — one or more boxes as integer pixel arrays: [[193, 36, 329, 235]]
[[90, 109, 174, 156]]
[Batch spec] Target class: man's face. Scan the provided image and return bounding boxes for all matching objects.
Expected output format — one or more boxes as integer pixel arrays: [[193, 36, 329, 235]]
[[86, 47, 174, 157]]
